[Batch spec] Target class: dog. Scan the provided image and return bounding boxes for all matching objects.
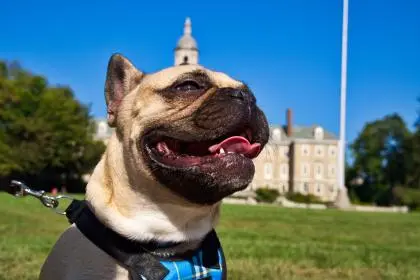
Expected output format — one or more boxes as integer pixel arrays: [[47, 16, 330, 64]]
[[39, 54, 269, 280]]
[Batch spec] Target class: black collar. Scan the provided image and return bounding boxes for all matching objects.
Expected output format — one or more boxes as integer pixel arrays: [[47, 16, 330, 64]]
[[65, 199, 225, 280]]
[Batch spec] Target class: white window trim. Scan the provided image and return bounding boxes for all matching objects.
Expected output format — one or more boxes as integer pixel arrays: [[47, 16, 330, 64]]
[[314, 126, 324, 140], [280, 163, 289, 180], [315, 145, 325, 157], [302, 183, 309, 194], [301, 163, 310, 177], [264, 163, 273, 180], [328, 146, 337, 157], [328, 164, 336, 178], [301, 145, 310, 156], [315, 183, 323, 194], [315, 163, 324, 179]]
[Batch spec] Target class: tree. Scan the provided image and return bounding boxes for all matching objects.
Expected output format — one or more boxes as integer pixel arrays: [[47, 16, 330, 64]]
[[0, 60, 105, 192], [406, 98, 420, 189], [349, 114, 411, 205]]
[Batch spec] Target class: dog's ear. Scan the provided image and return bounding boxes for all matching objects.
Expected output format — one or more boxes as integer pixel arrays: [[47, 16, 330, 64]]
[[105, 54, 143, 127]]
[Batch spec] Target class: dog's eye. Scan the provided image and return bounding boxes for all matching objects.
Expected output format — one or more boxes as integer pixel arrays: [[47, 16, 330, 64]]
[[174, 80, 202, 92]]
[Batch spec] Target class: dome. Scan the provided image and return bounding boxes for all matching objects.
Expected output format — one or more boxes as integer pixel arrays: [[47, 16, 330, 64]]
[[176, 35, 197, 50], [176, 17, 198, 50]]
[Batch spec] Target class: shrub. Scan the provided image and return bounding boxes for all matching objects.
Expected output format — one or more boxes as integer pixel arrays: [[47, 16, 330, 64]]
[[393, 186, 420, 210], [255, 188, 280, 203], [286, 192, 324, 204]]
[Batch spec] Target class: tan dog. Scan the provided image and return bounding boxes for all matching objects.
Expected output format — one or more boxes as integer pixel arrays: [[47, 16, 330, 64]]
[[39, 54, 269, 280]]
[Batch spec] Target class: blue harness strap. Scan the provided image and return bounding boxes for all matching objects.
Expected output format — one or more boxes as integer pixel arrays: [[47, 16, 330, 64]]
[[65, 200, 227, 280], [160, 248, 224, 280], [158, 231, 226, 280]]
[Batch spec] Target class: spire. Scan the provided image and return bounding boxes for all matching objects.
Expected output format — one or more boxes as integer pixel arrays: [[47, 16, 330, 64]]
[[174, 17, 198, 66], [184, 17, 192, 35]]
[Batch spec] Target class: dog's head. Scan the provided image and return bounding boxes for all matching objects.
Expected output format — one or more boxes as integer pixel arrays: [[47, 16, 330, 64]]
[[105, 54, 269, 205]]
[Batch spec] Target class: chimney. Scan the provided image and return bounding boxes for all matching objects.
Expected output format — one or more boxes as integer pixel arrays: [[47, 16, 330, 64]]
[[286, 108, 293, 137]]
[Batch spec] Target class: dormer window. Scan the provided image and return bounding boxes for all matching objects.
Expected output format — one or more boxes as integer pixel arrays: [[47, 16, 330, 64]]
[[314, 126, 324, 140], [98, 121, 108, 136], [272, 128, 281, 141]]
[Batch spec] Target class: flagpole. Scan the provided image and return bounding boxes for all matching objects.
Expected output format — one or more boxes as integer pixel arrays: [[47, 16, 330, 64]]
[[338, 0, 348, 191]]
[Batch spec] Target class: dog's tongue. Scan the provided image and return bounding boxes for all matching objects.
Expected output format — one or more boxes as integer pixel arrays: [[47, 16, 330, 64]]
[[209, 136, 261, 158]]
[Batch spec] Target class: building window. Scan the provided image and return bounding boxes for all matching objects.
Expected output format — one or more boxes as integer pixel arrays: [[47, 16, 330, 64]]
[[280, 164, 288, 180], [264, 163, 272, 180], [265, 146, 274, 161], [301, 163, 310, 177], [301, 145, 310, 156], [279, 146, 289, 158], [303, 183, 309, 193], [328, 146, 336, 157], [315, 145, 324, 157], [316, 183, 323, 194], [328, 164, 336, 178], [314, 163, 323, 179], [314, 126, 324, 140], [329, 185, 335, 193]]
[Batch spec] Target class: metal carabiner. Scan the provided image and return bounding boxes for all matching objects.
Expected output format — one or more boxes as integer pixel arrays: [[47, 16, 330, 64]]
[[8, 180, 74, 215]]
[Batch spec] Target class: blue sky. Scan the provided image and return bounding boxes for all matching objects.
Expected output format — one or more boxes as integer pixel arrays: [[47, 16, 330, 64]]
[[1, 0, 419, 142]]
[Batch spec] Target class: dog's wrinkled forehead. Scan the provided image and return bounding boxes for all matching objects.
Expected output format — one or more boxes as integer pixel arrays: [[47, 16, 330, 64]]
[[140, 65, 243, 89]]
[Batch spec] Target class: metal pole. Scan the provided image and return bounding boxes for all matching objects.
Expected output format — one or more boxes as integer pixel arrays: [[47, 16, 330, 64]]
[[338, 0, 349, 189]]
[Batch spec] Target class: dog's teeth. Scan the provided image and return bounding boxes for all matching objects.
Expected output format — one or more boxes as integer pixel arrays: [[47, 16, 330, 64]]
[[228, 151, 234, 154], [220, 148, 225, 154]]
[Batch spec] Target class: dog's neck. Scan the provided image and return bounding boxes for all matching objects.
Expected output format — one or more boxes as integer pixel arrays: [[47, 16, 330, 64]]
[[86, 134, 220, 243]]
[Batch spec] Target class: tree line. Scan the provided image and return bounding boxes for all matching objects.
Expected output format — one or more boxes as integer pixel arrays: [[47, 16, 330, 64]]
[[346, 105, 420, 209], [0, 61, 105, 192]]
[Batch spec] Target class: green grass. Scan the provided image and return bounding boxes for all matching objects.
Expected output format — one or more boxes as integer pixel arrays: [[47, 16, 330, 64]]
[[1, 194, 420, 280]]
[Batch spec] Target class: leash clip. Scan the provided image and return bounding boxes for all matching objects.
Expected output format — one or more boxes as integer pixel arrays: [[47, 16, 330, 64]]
[[9, 180, 74, 215]]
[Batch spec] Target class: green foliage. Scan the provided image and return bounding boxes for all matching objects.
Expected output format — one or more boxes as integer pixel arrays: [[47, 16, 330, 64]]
[[406, 100, 420, 189], [0, 60, 105, 192], [347, 99, 420, 206], [255, 187, 280, 203], [347, 114, 412, 205], [393, 186, 420, 210], [286, 192, 324, 204]]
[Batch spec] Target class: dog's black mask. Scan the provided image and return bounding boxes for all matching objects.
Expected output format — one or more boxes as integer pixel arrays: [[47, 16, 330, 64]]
[[143, 81, 269, 204]]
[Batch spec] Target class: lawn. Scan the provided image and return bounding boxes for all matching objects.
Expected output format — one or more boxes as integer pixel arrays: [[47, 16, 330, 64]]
[[1, 193, 420, 280]]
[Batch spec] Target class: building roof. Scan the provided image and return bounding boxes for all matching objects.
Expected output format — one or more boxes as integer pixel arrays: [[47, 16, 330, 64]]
[[176, 17, 198, 50], [289, 125, 337, 140], [268, 124, 337, 144]]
